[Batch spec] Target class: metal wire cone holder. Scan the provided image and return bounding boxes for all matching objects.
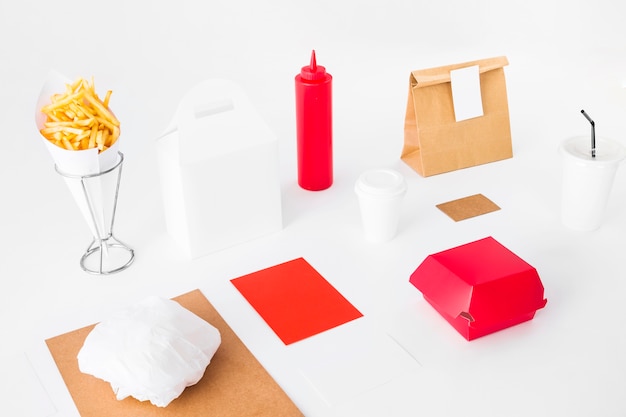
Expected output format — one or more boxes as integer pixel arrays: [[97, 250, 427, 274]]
[[55, 151, 135, 275]]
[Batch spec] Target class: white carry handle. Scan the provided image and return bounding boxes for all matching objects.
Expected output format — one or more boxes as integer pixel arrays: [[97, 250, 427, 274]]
[[177, 79, 256, 164]]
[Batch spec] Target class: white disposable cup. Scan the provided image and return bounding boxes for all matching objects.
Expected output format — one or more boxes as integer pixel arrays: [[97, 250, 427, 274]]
[[559, 136, 626, 231], [355, 169, 407, 242]]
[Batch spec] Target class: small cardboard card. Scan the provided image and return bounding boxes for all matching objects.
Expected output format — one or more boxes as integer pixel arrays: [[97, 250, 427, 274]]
[[45, 289, 303, 417], [409, 237, 547, 341], [231, 258, 363, 345], [436, 193, 500, 221], [156, 79, 282, 259]]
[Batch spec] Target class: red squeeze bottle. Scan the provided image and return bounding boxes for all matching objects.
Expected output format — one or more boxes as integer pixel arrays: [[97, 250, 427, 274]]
[[295, 50, 333, 191]]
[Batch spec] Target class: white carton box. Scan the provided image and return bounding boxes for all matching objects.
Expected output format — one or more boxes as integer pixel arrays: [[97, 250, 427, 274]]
[[156, 79, 282, 259]]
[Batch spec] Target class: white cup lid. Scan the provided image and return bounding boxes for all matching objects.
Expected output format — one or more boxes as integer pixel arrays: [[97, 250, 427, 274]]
[[560, 136, 626, 164], [355, 169, 407, 197]]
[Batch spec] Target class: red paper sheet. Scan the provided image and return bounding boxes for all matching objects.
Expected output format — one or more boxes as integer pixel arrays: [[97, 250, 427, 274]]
[[231, 258, 363, 345]]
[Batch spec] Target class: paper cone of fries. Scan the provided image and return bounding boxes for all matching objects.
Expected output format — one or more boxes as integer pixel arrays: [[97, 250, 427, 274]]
[[36, 71, 133, 274]]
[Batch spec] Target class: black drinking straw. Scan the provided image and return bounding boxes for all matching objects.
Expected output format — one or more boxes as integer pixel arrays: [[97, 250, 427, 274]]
[[581, 110, 596, 158]]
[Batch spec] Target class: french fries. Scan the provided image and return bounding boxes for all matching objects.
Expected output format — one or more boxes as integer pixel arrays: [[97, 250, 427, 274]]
[[40, 77, 120, 152]]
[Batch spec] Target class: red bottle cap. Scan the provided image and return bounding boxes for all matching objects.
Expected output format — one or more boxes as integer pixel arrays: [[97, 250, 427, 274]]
[[300, 50, 327, 81]]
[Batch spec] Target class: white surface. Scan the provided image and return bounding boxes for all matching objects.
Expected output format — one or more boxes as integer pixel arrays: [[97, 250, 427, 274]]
[[2, 1, 626, 416]]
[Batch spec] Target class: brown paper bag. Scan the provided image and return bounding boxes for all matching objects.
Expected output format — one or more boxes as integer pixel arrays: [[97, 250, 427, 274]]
[[401, 56, 513, 177]]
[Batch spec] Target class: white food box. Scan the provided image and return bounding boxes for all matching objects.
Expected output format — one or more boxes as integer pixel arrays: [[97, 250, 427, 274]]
[[156, 79, 282, 259]]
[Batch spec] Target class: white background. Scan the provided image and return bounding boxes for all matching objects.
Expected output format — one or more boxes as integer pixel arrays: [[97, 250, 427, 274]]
[[2, 1, 626, 416]]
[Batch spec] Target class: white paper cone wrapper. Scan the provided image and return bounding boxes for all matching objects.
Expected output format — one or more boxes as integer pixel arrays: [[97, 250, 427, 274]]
[[35, 70, 122, 238], [77, 296, 221, 407]]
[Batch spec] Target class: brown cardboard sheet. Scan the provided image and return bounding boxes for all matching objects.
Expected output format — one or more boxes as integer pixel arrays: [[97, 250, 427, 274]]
[[436, 193, 500, 221], [45, 289, 303, 417]]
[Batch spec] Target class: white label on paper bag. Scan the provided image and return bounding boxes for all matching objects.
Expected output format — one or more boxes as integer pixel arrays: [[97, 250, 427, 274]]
[[450, 65, 484, 122]]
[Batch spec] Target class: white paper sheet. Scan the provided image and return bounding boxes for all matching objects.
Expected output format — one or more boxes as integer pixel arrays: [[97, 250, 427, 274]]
[[26, 342, 80, 417], [295, 319, 421, 407], [10, 352, 58, 417]]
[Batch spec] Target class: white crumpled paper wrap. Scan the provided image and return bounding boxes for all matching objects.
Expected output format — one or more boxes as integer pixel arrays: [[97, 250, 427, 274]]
[[77, 296, 221, 407]]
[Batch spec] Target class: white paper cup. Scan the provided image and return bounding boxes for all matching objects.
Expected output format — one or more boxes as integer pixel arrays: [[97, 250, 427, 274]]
[[355, 169, 407, 242], [559, 136, 626, 231]]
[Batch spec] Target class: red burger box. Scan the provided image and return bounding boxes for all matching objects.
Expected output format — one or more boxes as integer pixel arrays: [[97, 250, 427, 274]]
[[409, 237, 547, 341]]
